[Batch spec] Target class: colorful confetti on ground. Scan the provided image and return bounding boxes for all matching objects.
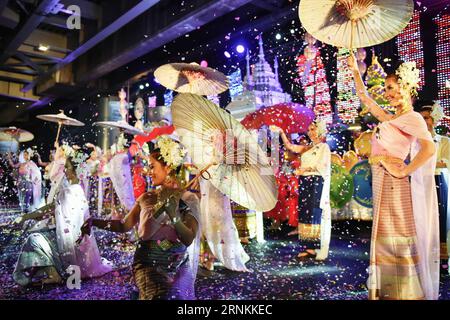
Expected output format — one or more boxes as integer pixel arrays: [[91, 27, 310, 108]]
[[1, 209, 449, 300]]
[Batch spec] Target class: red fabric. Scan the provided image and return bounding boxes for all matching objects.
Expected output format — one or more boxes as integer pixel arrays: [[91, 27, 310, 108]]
[[265, 172, 299, 226], [132, 162, 146, 199], [134, 125, 175, 147], [241, 103, 314, 134]]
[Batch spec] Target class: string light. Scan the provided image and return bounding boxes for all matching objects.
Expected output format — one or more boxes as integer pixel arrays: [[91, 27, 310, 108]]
[[396, 11, 425, 88], [434, 13, 450, 128]]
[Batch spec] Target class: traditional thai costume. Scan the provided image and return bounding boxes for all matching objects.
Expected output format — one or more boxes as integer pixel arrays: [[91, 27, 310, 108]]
[[368, 111, 439, 300], [132, 191, 200, 300], [297, 142, 331, 260], [13, 159, 112, 286], [433, 134, 449, 261], [199, 179, 250, 272]]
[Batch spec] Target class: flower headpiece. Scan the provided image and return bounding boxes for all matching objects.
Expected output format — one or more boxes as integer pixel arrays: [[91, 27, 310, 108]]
[[154, 135, 186, 169], [313, 119, 328, 138], [61, 144, 75, 158], [430, 100, 445, 124], [395, 62, 420, 97], [61, 144, 88, 166]]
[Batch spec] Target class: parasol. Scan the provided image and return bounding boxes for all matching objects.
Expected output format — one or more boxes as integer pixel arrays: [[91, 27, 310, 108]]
[[154, 62, 229, 96], [93, 121, 146, 137], [298, 0, 414, 49], [37, 110, 84, 145], [241, 103, 315, 134], [171, 93, 278, 212], [0, 127, 34, 142]]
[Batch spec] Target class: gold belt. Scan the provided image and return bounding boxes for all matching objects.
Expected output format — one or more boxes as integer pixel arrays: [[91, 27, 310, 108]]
[[368, 155, 404, 166]]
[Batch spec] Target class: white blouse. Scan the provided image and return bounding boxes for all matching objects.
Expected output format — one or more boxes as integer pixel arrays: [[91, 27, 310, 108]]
[[300, 142, 331, 177]]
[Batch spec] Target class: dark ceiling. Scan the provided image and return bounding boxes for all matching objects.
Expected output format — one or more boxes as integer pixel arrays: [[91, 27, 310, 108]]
[[0, 0, 448, 126]]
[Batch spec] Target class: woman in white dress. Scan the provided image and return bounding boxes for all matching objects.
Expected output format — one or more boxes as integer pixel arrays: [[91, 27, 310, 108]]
[[13, 145, 112, 286]]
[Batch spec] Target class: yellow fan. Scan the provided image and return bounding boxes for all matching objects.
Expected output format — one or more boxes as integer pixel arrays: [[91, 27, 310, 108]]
[[298, 0, 414, 49], [354, 130, 373, 157], [171, 93, 278, 212], [331, 153, 344, 167], [343, 150, 360, 172]]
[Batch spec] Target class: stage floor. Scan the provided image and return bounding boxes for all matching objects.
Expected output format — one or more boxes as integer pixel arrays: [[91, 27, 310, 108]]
[[1, 209, 449, 300]]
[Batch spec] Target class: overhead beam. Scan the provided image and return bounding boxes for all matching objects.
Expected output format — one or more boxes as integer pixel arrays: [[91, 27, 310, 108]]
[[14, 52, 44, 73], [0, 75, 29, 84], [120, 3, 296, 85], [0, 65, 37, 75], [78, 0, 255, 84], [19, 50, 63, 63], [0, 0, 61, 65], [22, 0, 162, 93]]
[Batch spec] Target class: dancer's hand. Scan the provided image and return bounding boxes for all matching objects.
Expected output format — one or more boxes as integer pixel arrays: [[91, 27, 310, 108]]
[[380, 161, 408, 179], [270, 125, 283, 134], [295, 167, 307, 176], [347, 53, 357, 71]]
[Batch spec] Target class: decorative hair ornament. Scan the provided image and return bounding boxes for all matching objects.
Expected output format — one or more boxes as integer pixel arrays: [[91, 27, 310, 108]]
[[395, 62, 420, 97], [430, 100, 445, 124], [155, 135, 186, 169], [314, 119, 328, 138], [61, 144, 75, 158]]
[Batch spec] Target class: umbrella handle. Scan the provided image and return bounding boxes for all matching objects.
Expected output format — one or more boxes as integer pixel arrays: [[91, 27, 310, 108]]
[[183, 163, 215, 191], [55, 122, 62, 146]]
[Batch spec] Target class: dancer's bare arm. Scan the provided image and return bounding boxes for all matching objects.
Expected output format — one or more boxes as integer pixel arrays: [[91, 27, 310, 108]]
[[382, 138, 436, 178], [270, 126, 307, 154], [348, 53, 393, 122], [15, 203, 55, 224], [82, 202, 140, 235]]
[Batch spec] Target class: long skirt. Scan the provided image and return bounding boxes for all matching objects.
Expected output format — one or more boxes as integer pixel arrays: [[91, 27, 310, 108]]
[[13, 230, 65, 286], [18, 177, 33, 213], [297, 175, 323, 249], [369, 165, 424, 300], [132, 240, 195, 300], [87, 175, 100, 217], [436, 174, 448, 259]]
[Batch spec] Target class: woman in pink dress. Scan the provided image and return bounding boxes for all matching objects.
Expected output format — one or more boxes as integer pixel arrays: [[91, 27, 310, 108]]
[[349, 54, 439, 300]]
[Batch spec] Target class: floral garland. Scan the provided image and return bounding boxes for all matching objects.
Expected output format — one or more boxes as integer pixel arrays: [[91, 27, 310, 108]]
[[395, 62, 421, 97], [155, 135, 186, 169]]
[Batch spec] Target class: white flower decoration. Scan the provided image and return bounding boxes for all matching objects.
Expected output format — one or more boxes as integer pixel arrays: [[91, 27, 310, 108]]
[[430, 100, 445, 124], [395, 62, 420, 96], [155, 136, 186, 169], [314, 119, 328, 138], [61, 145, 75, 158]]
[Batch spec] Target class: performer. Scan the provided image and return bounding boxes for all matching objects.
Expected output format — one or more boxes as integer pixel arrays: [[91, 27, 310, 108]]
[[108, 134, 136, 218], [12, 145, 112, 286], [349, 54, 439, 300], [81, 143, 103, 216], [270, 121, 331, 261], [416, 100, 450, 263], [8, 149, 42, 213], [80, 136, 200, 300], [199, 178, 250, 272]]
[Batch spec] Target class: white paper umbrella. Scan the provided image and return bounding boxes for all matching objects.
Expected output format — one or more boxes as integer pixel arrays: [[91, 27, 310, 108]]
[[299, 0, 414, 49], [171, 93, 278, 212]]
